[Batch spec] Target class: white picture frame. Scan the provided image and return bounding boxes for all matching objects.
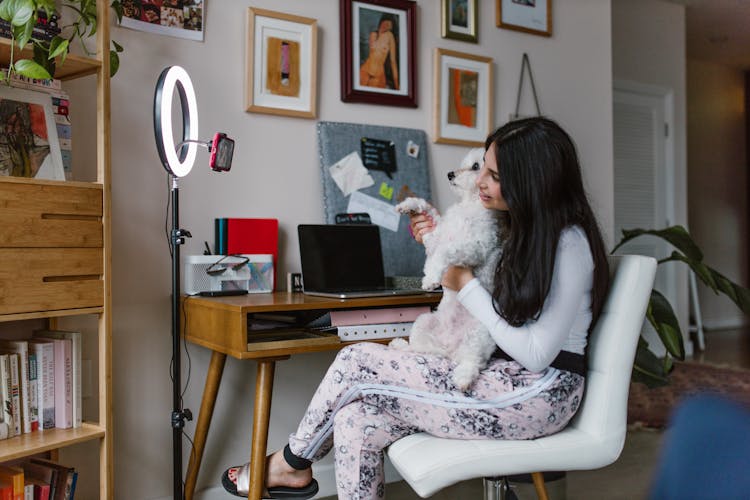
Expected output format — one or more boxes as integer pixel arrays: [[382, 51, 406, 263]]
[[433, 48, 493, 147], [0, 86, 65, 181]]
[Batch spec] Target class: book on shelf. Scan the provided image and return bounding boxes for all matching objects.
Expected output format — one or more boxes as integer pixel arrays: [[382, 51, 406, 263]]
[[33, 331, 81, 429], [0, 464, 24, 500], [6, 354, 21, 437], [0, 340, 34, 433], [30, 336, 71, 429], [0, 481, 12, 500], [19, 463, 54, 500], [27, 353, 38, 433], [0, 354, 16, 439], [22, 477, 49, 500], [26, 460, 74, 500], [329, 306, 430, 327], [27, 341, 55, 430]]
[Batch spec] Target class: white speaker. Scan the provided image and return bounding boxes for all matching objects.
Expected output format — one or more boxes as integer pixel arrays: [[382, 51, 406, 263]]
[[183, 254, 274, 294]]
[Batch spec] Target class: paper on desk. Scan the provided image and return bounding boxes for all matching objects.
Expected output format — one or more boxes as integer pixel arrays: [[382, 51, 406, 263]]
[[328, 152, 374, 196], [347, 191, 400, 232]]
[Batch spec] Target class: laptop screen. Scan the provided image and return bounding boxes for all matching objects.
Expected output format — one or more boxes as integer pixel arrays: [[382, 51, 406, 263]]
[[298, 224, 386, 292]]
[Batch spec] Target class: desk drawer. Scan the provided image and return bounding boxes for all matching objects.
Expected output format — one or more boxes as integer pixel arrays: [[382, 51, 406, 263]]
[[0, 247, 103, 314], [0, 179, 102, 248]]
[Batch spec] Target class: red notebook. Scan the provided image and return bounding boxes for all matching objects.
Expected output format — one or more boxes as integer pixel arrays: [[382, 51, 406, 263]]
[[215, 218, 279, 288]]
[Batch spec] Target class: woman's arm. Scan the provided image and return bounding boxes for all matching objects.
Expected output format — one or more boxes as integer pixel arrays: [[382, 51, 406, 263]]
[[387, 33, 399, 89], [455, 228, 594, 372], [408, 211, 436, 244]]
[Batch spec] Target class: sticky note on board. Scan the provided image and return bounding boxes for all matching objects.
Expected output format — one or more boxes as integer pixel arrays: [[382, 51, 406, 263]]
[[379, 182, 394, 200]]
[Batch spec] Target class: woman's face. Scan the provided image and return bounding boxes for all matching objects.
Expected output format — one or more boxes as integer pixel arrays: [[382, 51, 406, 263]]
[[477, 145, 508, 211]]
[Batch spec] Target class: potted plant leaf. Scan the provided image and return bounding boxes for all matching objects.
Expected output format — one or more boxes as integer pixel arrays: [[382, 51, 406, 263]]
[[0, 0, 124, 81], [612, 225, 750, 387]]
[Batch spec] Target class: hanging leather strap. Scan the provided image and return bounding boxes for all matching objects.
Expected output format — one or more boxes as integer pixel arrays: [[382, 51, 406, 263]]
[[514, 53, 541, 118]]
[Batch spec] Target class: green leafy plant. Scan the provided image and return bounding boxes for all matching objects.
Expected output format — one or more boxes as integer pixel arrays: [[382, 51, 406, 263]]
[[612, 225, 750, 387], [0, 0, 124, 81]]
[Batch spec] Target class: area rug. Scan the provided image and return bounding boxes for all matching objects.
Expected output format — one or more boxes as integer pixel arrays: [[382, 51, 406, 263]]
[[627, 361, 750, 429]]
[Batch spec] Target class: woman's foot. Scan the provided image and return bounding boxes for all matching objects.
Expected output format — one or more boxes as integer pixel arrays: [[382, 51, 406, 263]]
[[222, 450, 316, 498], [265, 449, 313, 489]]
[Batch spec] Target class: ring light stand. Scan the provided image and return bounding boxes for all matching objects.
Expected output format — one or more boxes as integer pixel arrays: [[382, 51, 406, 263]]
[[154, 66, 234, 499]]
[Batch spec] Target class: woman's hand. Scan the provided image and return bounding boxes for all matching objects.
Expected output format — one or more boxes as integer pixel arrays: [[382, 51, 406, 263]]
[[441, 265, 474, 291], [409, 212, 436, 244]]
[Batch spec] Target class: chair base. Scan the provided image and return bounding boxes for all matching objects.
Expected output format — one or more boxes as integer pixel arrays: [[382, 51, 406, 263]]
[[483, 472, 550, 500]]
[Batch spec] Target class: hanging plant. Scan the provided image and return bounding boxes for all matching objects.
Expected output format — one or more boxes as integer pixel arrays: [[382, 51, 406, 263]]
[[0, 0, 124, 81], [612, 225, 750, 387]]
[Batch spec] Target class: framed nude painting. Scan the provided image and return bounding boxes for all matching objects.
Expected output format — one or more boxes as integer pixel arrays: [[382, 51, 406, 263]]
[[245, 8, 318, 118], [340, 0, 417, 107]]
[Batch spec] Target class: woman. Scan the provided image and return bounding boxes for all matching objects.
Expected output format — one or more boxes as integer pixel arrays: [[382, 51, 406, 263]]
[[359, 14, 399, 90], [222, 117, 609, 499]]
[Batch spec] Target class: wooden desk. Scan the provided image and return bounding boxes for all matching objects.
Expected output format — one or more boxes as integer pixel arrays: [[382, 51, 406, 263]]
[[182, 292, 441, 500]]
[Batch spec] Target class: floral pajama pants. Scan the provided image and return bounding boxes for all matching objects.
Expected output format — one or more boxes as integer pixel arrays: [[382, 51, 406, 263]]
[[287, 342, 584, 499]]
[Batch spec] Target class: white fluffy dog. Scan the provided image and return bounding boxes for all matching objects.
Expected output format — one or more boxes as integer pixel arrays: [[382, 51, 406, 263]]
[[390, 148, 503, 390]]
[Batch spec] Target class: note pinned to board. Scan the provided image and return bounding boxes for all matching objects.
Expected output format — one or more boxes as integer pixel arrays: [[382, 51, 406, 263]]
[[347, 191, 400, 232], [328, 152, 374, 196]]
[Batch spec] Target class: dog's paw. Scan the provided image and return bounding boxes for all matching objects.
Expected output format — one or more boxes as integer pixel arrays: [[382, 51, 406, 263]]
[[389, 337, 409, 350], [421, 276, 441, 290], [395, 197, 430, 215], [452, 363, 478, 391]]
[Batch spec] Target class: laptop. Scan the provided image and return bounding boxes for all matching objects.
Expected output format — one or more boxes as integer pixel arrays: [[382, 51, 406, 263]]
[[298, 224, 425, 299]]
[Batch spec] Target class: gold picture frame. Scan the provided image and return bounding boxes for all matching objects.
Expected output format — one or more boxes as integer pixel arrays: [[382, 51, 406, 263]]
[[433, 48, 493, 147], [245, 8, 318, 118], [442, 0, 478, 43], [496, 0, 552, 38]]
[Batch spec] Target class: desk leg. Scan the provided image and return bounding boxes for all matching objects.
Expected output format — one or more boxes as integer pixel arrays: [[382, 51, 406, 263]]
[[248, 360, 276, 500], [185, 350, 227, 500]]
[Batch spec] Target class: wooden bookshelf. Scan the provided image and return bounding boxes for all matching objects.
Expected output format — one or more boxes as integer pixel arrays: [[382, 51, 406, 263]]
[[0, 2, 112, 498], [0, 38, 101, 80]]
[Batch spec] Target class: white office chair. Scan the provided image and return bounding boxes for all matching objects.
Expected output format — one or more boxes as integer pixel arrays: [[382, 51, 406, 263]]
[[387, 255, 657, 500]]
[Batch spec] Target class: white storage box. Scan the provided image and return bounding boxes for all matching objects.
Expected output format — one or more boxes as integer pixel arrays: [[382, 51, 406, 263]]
[[183, 254, 274, 294]]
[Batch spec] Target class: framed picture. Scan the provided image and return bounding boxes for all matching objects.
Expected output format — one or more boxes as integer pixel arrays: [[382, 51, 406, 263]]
[[340, 0, 417, 107], [433, 48, 493, 147], [496, 0, 552, 37], [442, 0, 478, 43], [245, 8, 318, 118], [0, 86, 65, 180]]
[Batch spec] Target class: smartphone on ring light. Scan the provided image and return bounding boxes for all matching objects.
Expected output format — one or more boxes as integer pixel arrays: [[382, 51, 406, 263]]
[[209, 132, 235, 172]]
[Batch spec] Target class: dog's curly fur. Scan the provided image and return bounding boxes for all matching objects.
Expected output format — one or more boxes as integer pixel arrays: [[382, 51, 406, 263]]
[[391, 148, 503, 390]]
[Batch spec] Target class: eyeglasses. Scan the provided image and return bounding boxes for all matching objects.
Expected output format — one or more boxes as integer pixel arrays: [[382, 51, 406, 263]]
[[205, 254, 250, 276]]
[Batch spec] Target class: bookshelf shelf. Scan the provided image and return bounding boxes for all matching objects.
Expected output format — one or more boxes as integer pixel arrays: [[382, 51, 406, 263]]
[[0, 2, 112, 498], [0, 38, 101, 80], [0, 423, 105, 463]]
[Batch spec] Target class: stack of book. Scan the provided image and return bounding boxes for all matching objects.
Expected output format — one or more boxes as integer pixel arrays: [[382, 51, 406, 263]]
[[0, 329, 82, 443], [0, 459, 78, 499], [0, 9, 61, 42], [2, 71, 73, 180], [329, 306, 431, 341]]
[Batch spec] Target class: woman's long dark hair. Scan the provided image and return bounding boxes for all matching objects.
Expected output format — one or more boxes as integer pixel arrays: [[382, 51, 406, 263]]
[[486, 117, 609, 327]]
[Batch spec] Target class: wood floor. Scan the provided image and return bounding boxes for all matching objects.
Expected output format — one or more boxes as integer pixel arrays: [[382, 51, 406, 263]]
[[320, 328, 749, 499]]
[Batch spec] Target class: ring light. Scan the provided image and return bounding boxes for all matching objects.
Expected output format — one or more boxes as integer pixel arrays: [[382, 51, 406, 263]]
[[154, 65, 199, 177]]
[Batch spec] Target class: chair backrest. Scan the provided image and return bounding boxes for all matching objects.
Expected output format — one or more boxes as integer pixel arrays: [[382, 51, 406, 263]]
[[569, 255, 657, 440]]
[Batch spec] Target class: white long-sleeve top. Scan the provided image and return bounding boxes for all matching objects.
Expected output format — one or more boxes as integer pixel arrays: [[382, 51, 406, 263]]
[[457, 226, 594, 373]]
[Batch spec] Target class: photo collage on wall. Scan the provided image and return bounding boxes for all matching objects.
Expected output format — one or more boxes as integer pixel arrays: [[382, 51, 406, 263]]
[[119, 0, 205, 41]]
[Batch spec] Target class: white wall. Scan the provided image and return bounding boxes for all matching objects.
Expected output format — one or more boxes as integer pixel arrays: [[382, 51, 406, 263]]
[[687, 59, 748, 329], [66, 1, 614, 498], [611, 0, 691, 353]]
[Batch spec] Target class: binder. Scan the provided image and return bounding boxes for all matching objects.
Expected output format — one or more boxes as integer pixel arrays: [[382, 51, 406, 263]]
[[215, 218, 279, 288], [330, 306, 429, 326], [335, 322, 413, 341]]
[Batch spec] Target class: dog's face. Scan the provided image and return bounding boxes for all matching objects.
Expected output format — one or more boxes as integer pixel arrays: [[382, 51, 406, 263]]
[[446, 147, 484, 200]]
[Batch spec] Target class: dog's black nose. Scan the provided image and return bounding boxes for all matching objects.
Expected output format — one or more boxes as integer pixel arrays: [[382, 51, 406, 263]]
[[447, 171, 455, 181]]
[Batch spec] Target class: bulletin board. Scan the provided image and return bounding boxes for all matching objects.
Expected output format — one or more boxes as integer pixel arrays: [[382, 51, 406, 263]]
[[317, 121, 431, 277]]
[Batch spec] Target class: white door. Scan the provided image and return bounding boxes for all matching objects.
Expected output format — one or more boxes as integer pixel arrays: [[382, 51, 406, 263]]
[[613, 84, 676, 348]]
